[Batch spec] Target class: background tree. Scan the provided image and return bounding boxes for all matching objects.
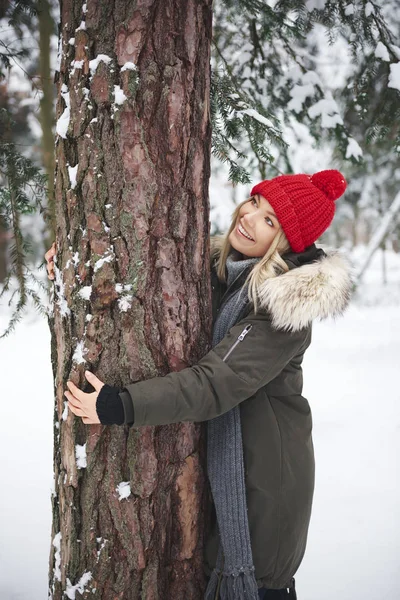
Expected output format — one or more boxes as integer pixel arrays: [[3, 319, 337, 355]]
[[0, 0, 57, 334]]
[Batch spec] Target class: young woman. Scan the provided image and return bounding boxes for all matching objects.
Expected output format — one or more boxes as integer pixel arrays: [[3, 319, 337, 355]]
[[46, 169, 353, 600]]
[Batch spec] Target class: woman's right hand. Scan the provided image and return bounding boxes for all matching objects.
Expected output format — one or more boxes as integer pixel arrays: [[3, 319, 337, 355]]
[[45, 241, 56, 280]]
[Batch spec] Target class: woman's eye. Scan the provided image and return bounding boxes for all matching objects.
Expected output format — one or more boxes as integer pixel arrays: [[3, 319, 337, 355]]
[[252, 197, 273, 226]]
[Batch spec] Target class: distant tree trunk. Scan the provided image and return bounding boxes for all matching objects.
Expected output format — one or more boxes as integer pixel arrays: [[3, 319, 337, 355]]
[[48, 1, 213, 598], [355, 191, 400, 282], [37, 0, 56, 245]]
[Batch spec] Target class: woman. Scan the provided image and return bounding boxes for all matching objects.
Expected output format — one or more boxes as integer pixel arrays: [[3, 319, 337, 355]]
[[45, 169, 353, 600]]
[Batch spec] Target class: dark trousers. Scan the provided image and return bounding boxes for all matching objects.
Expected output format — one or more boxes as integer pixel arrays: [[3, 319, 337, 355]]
[[209, 577, 297, 599], [258, 580, 297, 599], [258, 588, 295, 599]]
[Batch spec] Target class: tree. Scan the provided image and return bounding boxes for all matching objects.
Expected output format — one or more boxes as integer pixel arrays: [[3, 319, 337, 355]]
[[0, 0, 56, 334], [48, 1, 213, 598]]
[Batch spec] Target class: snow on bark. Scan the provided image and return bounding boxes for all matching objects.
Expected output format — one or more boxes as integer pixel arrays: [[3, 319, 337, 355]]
[[75, 443, 87, 469], [72, 340, 88, 364], [121, 61, 137, 72], [78, 285, 92, 300], [56, 84, 70, 139], [53, 253, 70, 317], [52, 532, 62, 582], [65, 572, 92, 599], [88, 54, 112, 78], [116, 481, 131, 500], [67, 164, 78, 189], [62, 401, 68, 421]]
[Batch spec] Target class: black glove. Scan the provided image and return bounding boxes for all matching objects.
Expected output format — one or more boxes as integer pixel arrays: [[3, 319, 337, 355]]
[[96, 384, 125, 425]]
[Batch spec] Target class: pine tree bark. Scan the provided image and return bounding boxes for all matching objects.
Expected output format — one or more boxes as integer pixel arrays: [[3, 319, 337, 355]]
[[49, 1, 213, 598]]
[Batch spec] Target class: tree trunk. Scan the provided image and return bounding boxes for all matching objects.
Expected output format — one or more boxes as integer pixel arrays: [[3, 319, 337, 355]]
[[355, 191, 400, 282], [49, 1, 213, 598]]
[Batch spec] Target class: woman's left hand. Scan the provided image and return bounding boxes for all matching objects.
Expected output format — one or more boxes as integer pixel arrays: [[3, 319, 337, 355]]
[[64, 370, 104, 424]]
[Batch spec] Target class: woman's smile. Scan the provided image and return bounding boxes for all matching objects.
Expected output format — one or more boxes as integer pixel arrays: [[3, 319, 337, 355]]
[[236, 221, 255, 242]]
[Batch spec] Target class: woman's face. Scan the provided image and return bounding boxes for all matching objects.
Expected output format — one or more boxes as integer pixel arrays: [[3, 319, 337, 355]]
[[228, 194, 280, 258]]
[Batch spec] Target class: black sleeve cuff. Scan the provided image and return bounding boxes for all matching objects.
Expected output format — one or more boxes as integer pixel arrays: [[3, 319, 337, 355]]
[[96, 384, 125, 426], [119, 389, 135, 427]]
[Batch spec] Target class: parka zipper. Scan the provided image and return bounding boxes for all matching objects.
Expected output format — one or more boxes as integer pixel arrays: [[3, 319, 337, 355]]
[[221, 324, 252, 362]]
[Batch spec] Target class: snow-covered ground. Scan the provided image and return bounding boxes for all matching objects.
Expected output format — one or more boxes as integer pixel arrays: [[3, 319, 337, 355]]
[[0, 247, 399, 600]]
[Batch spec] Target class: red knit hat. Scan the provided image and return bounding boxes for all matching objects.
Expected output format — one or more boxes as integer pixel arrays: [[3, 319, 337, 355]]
[[250, 169, 347, 252]]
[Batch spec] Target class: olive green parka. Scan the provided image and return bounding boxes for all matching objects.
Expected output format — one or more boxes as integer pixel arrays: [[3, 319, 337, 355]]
[[119, 237, 354, 590]]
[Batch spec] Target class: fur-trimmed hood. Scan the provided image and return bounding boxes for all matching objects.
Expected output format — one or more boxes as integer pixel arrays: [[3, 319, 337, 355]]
[[210, 235, 355, 332]]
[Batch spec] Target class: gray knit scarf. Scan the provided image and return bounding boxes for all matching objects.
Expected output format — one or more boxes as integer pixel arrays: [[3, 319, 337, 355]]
[[205, 249, 261, 600]]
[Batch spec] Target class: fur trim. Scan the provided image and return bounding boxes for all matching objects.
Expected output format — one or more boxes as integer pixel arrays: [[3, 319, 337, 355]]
[[209, 236, 355, 332], [257, 247, 355, 332]]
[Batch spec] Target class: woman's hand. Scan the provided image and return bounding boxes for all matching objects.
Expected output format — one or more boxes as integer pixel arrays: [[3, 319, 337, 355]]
[[64, 371, 104, 424], [45, 241, 56, 280]]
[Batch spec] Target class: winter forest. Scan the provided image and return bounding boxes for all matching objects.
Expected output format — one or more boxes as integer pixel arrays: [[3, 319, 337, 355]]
[[0, 0, 399, 599]]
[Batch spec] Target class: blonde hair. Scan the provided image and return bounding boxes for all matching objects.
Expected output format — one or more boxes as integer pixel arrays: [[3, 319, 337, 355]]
[[211, 196, 292, 314]]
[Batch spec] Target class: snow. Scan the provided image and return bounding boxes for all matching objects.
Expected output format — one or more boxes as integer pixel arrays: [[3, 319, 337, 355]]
[[71, 59, 84, 74], [345, 137, 363, 160], [53, 253, 71, 317], [390, 44, 400, 60], [113, 85, 127, 105], [75, 444, 87, 469], [115, 283, 133, 293], [118, 296, 133, 312], [375, 41, 390, 62], [116, 481, 131, 500], [55, 34, 63, 73], [365, 2, 374, 16], [288, 82, 316, 113], [88, 54, 112, 77], [305, 0, 326, 9], [68, 164, 78, 189], [308, 93, 344, 128], [52, 533, 62, 582], [75, 20, 86, 32], [72, 340, 88, 365], [344, 4, 354, 16], [68, 37, 75, 46], [62, 401, 69, 421], [65, 572, 92, 599], [121, 61, 137, 72], [235, 108, 275, 130], [388, 62, 400, 92], [78, 286, 92, 300], [93, 249, 114, 272], [56, 84, 71, 139]]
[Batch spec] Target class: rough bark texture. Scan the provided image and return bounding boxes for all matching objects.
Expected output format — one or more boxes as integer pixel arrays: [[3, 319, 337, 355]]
[[49, 1, 213, 598]]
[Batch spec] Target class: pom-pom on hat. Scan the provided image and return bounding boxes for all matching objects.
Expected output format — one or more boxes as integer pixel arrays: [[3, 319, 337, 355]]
[[250, 169, 347, 252]]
